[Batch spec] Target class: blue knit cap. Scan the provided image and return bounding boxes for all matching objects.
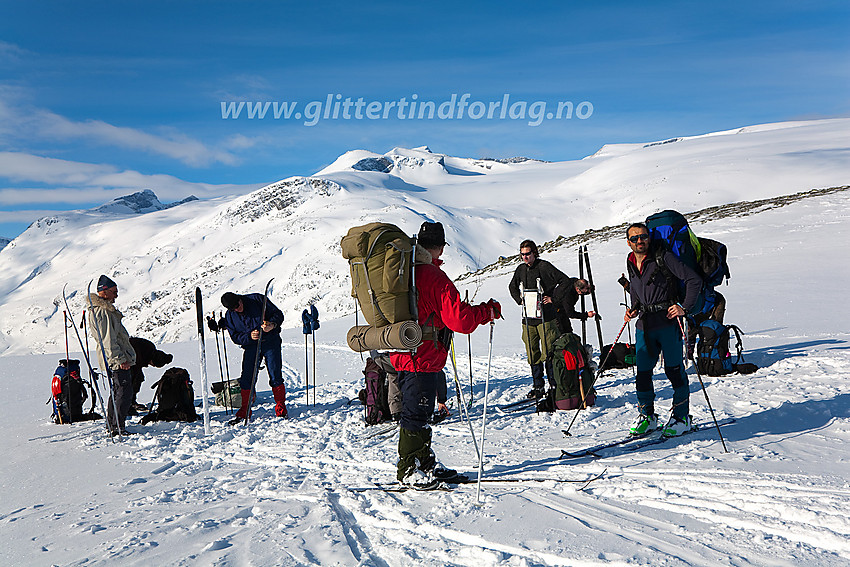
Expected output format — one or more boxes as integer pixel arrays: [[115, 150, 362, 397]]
[[97, 274, 117, 292]]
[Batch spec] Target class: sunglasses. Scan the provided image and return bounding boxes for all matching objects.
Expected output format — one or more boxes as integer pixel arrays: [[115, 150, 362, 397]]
[[628, 234, 650, 243], [520, 252, 534, 257]]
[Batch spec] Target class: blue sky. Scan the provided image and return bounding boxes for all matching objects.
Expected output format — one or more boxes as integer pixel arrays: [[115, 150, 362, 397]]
[[0, 0, 847, 240]]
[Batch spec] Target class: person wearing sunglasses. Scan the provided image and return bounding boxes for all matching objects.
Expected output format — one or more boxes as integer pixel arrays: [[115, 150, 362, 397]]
[[508, 239, 571, 399], [623, 223, 702, 438]]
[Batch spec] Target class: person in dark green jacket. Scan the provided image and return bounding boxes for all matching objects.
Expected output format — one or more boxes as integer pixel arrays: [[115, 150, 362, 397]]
[[508, 239, 571, 399]]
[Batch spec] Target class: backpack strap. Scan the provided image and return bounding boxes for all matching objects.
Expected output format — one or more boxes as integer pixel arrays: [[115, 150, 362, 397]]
[[652, 245, 681, 303], [359, 227, 395, 324], [727, 324, 745, 364], [420, 312, 453, 351]]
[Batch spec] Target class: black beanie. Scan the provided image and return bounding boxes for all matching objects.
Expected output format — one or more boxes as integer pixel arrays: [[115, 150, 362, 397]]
[[418, 221, 448, 248], [96, 274, 117, 292], [221, 292, 241, 310]]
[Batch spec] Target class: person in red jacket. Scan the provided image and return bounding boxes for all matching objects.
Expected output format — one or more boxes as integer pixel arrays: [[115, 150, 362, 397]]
[[390, 221, 501, 489]]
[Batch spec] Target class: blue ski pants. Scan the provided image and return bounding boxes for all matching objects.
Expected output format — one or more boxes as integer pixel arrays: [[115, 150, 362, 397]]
[[634, 324, 689, 419], [239, 335, 284, 390]]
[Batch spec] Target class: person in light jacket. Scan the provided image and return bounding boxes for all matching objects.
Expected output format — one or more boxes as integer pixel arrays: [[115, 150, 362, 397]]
[[88, 275, 137, 436]]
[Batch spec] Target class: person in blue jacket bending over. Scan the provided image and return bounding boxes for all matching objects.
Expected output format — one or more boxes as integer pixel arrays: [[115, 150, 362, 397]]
[[218, 291, 287, 421]]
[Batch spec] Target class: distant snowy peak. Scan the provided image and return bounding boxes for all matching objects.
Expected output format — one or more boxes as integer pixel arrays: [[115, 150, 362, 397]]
[[318, 146, 549, 178], [351, 156, 394, 173], [477, 157, 547, 164], [218, 176, 342, 224], [93, 189, 198, 214], [21, 190, 199, 238]]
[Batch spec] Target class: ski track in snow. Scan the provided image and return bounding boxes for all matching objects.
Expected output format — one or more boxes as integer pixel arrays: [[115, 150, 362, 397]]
[[8, 342, 844, 566]]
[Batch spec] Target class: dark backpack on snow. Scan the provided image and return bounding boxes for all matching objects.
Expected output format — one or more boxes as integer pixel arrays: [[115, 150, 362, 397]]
[[539, 333, 596, 412], [358, 357, 392, 425], [696, 320, 758, 376], [140, 367, 199, 424], [599, 343, 635, 370], [51, 359, 99, 424]]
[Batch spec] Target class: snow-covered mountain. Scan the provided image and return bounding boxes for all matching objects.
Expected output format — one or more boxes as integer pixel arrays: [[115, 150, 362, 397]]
[[0, 118, 848, 356], [92, 188, 198, 214], [2, 119, 850, 566]]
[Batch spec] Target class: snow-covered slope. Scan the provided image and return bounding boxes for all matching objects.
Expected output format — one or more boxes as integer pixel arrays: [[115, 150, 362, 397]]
[[0, 118, 848, 357], [1, 173, 849, 566]]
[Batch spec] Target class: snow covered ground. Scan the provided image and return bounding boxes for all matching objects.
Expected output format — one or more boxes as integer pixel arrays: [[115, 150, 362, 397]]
[[1, 120, 850, 565]]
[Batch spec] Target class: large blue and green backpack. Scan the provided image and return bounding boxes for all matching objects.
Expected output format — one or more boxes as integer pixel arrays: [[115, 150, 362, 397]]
[[645, 210, 731, 318]]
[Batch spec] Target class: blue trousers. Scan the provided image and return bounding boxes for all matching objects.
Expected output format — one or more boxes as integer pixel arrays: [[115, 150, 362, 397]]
[[398, 370, 439, 431], [239, 336, 284, 390], [634, 325, 689, 419]]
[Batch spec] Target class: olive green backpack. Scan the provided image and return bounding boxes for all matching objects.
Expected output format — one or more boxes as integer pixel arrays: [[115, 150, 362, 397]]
[[340, 223, 418, 328]]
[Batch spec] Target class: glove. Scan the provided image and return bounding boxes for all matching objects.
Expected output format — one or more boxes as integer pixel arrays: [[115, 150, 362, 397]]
[[485, 299, 502, 321], [206, 316, 219, 332], [301, 309, 313, 335], [309, 304, 320, 331]]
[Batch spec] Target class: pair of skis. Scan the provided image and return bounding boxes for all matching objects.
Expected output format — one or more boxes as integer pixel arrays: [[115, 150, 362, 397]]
[[349, 469, 607, 493], [559, 417, 736, 459], [578, 244, 604, 351]]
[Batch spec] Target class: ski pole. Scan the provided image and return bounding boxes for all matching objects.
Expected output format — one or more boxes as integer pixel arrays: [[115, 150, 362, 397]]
[[220, 312, 233, 414], [563, 317, 630, 437], [449, 338, 481, 462], [310, 304, 319, 406], [595, 318, 630, 381], [245, 278, 274, 427], [302, 308, 311, 406], [622, 282, 632, 344], [680, 311, 692, 370], [579, 246, 586, 345], [476, 320, 495, 503], [678, 317, 728, 452], [583, 246, 604, 352], [210, 313, 227, 415], [465, 289, 473, 405], [450, 339, 462, 410], [618, 275, 637, 379]]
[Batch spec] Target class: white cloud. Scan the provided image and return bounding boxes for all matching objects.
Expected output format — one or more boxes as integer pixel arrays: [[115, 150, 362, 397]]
[[0, 90, 244, 167], [0, 152, 260, 206], [33, 110, 239, 167], [0, 41, 26, 64]]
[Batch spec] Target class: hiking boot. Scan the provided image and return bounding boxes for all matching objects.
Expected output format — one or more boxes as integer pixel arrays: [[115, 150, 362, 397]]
[[272, 384, 287, 418], [431, 463, 458, 481], [662, 415, 694, 438], [629, 413, 659, 436], [429, 406, 450, 424], [399, 468, 439, 490], [526, 387, 545, 400]]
